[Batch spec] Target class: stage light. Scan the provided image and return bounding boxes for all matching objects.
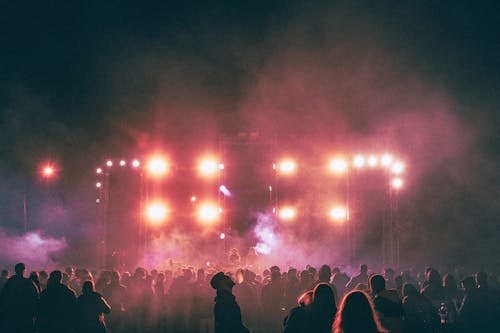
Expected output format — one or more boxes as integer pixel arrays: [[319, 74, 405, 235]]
[[145, 201, 169, 226], [391, 161, 405, 174], [96, 168, 103, 174], [353, 155, 365, 168], [329, 158, 348, 174], [106, 160, 113, 167], [96, 199, 101, 204], [219, 185, 231, 197], [367, 155, 378, 167], [199, 158, 221, 176], [278, 206, 296, 221], [190, 196, 197, 202], [220, 233, 226, 240], [41, 165, 55, 178], [197, 203, 219, 225], [381, 154, 393, 167], [278, 159, 296, 174], [391, 177, 403, 189], [96, 182, 102, 188], [119, 160, 126, 167], [329, 206, 348, 223], [132, 160, 140, 168], [147, 156, 168, 177]]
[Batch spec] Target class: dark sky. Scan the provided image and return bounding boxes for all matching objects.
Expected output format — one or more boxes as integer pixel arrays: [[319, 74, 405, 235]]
[[1, 1, 499, 268]]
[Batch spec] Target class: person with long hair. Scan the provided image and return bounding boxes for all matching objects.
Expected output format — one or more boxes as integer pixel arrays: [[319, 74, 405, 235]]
[[333, 290, 387, 333]]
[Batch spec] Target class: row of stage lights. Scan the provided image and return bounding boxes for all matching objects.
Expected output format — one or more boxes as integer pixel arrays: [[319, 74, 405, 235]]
[[142, 200, 349, 228], [95, 153, 405, 228], [95, 153, 405, 178]]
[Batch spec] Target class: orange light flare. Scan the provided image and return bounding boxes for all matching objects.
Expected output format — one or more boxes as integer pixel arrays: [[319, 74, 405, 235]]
[[277, 159, 297, 175], [329, 206, 348, 224], [278, 206, 297, 221], [353, 155, 365, 169], [197, 202, 220, 225], [147, 156, 169, 177], [391, 177, 404, 190], [145, 201, 169, 226], [198, 157, 223, 177], [328, 158, 348, 174], [40, 164, 57, 179]]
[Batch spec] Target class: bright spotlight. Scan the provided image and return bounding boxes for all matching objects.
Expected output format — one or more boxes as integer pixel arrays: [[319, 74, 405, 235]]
[[330, 206, 348, 223], [106, 160, 113, 167], [197, 203, 219, 225], [220, 233, 226, 240], [119, 160, 126, 167], [96, 168, 103, 174], [391, 177, 404, 189], [199, 158, 220, 176], [41, 165, 55, 178], [190, 196, 197, 202], [132, 159, 141, 168], [145, 202, 169, 226], [391, 161, 405, 174], [278, 206, 296, 221], [96, 182, 102, 188], [278, 159, 296, 174], [381, 154, 393, 167], [329, 158, 348, 174], [353, 155, 365, 168], [367, 155, 378, 167], [147, 157, 168, 177]]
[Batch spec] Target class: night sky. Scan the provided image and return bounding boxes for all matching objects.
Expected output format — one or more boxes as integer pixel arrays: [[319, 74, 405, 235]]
[[1, 1, 499, 269]]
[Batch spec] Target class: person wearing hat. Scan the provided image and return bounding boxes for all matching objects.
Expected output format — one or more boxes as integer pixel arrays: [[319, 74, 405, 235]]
[[210, 272, 250, 333]]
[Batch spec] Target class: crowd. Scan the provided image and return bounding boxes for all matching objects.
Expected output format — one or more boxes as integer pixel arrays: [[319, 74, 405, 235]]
[[0, 259, 499, 333]]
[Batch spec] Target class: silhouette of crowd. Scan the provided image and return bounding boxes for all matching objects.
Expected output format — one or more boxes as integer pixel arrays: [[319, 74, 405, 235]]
[[0, 260, 498, 333]]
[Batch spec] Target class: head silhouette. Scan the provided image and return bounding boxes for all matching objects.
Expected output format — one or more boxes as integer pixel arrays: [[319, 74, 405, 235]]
[[369, 274, 386, 294], [334, 290, 385, 333], [15, 262, 26, 276], [82, 280, 95, 294], [312, 283, 337, 314]]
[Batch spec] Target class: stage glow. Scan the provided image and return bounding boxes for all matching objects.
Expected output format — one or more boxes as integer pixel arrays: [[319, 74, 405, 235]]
[[119, 160, 126, 166], [329, 158, 348, 174], [190, 196, 197, 202], [278, 159, 296, 174], [96, 182, 102, 188], [330, 206, 348, 223], [353, 155, 365, 168], [106, 160, 113, 167], [147, 157, 168, 177], [145, 202, 169, 226], [220, 233, 225, 240], [199, 158, 220, 176], [132, 159, 140, 168], [278, 206, 296, 221], [96, 168, 103, 174], [367, 155, 378, 167], [391, 161, 405, 174], [197, 203, 219, 225], [381, 154, 393, 167], [391, 177, 404, 189]]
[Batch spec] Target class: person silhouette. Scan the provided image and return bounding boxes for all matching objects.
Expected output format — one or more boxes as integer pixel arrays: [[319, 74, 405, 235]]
[[0, 262, 39, 333], [76, 280, 111, 333], [210, 271, 250, 333], [333, 290, 387, 333], [38, 270, 77, 333]]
